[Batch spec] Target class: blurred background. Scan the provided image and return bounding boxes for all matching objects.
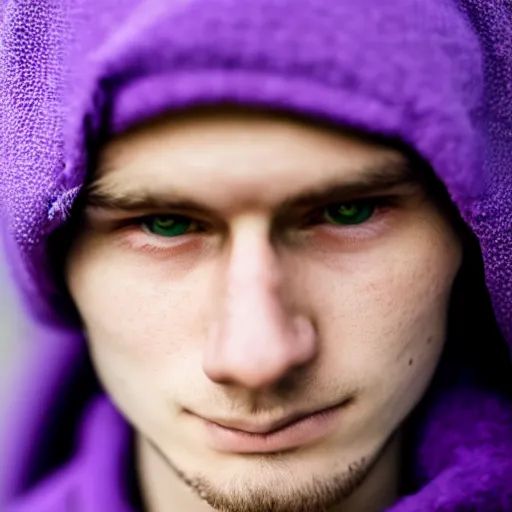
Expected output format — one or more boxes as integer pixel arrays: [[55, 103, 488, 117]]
[[0, 247, 29, 427]]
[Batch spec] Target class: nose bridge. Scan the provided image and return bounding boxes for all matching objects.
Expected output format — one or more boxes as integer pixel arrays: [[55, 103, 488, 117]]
[[228, 218, 281, 300], [222, 218, 288, 355], [203, 218, 317, 389]]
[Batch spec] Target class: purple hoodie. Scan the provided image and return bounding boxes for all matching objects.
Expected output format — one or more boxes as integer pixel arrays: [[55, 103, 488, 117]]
[[1, 0, 512, 510]]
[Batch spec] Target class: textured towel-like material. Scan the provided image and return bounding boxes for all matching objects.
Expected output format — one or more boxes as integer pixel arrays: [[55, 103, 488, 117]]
[[1, 1, 512, 511]]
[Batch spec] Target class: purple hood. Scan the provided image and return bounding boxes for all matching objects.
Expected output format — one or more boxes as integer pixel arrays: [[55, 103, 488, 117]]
[[2, 0, 512, 510]]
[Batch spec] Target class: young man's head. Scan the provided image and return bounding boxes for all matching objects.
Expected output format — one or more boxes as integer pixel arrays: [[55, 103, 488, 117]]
[[64, 106, 463, 512]]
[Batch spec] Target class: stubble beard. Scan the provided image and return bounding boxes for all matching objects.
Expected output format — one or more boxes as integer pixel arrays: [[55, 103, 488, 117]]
[[144, 436, 386, 512]]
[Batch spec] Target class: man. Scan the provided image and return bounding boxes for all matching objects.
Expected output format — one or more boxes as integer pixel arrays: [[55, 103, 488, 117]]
[[1, 1, 512, 511]]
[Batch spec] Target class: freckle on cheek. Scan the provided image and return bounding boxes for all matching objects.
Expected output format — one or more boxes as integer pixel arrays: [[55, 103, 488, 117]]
[[408, 358, 414, 366]]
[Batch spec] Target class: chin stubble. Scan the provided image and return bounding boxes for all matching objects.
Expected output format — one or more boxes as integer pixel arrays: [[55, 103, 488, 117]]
[[142, 435, 387, 512]]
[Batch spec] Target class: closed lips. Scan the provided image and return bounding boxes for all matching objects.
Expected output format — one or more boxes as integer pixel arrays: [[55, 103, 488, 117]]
[[201, 400, 349, 434]]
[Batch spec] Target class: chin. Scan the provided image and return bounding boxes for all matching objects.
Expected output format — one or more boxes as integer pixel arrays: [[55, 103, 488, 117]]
[[141, 420, 395, 511], [171, 448, 380, 512]]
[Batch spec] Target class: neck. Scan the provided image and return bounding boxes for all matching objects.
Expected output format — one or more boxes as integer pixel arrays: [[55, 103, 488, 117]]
[[136, 433, 402, 512]]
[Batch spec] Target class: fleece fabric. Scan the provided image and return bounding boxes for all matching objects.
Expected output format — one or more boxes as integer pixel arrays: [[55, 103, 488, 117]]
[[1, 1, 512, 510]]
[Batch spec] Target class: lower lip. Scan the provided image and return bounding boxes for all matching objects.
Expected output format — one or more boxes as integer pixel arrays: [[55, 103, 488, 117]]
[[200, 404, 344, 454]]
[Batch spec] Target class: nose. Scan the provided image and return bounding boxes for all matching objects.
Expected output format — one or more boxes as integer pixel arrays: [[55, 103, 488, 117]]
[[203, 219, 318, 389]]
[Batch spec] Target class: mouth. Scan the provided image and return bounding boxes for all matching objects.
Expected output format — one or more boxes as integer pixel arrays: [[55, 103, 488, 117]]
[[194, 400, 350, 454]]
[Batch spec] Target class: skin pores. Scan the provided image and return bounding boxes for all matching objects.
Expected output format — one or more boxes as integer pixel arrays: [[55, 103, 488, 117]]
[[66, 108, 462, 512]]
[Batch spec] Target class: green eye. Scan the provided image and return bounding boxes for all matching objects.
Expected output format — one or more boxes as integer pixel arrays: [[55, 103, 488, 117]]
[[323, 202, 375, 225], [144, 216, 192, 237]]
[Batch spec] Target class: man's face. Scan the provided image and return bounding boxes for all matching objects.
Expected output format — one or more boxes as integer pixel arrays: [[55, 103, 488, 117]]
[[66, 108, 462, 512]]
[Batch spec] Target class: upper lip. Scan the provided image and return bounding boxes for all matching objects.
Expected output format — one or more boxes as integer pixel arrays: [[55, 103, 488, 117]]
[[195, 400, 347, 435]]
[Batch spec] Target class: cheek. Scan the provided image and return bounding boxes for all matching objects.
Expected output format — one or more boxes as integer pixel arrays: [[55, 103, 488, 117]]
[[307, 225, 461, 398], [66, 237, 211, 422], [68, 234, 207, 353], [307, 226, 461, 442]]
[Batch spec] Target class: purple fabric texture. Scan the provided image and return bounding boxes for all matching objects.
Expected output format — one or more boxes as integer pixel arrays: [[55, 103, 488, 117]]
[[1, 0, 512, 510]]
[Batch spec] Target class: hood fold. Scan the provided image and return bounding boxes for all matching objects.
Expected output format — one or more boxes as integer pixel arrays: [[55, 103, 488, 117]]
[[2, 1, 512, 510]]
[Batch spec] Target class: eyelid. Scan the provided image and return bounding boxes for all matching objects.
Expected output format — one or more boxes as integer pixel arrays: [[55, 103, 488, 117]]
[[112, 196, 400, 255], [105, 195, 400, 239], [134, 211, 205, 226], [303, 196, 397, 224], [129, 197, 398, 232], [138, 214, 204, 235]]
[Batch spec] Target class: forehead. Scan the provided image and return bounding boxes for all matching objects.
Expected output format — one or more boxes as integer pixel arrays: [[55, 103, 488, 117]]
[[94, 107, 409, 207]]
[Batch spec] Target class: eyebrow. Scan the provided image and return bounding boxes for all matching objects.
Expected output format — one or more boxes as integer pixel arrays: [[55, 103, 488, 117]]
[[84, 158, 420, 215]]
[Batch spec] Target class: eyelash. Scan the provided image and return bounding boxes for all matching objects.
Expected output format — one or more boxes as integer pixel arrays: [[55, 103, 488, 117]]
[[308, 197, 393, 226], [120, 197, 397, 252]]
